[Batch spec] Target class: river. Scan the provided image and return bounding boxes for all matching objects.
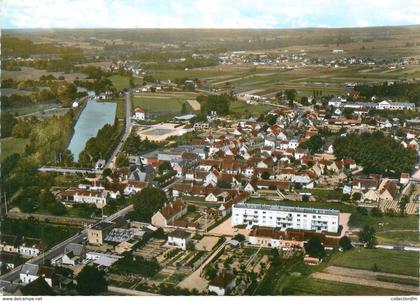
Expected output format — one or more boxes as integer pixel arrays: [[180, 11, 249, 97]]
[[68, 99, 116, 162]]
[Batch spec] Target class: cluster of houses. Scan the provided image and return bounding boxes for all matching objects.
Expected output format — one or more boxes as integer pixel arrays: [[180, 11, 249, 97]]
[[0, 235, 42, 272], [328, 96, 415, 111]]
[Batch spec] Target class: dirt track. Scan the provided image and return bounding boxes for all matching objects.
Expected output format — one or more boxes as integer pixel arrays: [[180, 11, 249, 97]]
[[312, 266, 419, 294]]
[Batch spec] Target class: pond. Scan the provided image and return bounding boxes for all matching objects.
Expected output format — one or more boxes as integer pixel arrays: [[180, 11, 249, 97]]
[[68, 99, 116, 162]]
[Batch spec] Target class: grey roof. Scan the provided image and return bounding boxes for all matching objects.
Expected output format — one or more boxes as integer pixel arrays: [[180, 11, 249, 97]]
[[64, 243, 84, 256], [234, 203, 340, 216], [20, 263, 38, 276]]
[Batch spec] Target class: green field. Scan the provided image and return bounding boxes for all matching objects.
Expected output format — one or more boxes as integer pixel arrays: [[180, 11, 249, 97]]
[[131, 92, 199, 120], [376, 231, 419, 245], [229, 101, 273, 117], [108, 75, 142, 91], [328, 248, 419, 277], [1, 137, 29, 161], [114, 98, 125, 119], [283, 277, 409, 296]]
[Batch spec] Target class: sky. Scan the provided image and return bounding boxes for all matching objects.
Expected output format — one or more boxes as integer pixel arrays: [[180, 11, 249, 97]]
[[2, 0, 420, 29]]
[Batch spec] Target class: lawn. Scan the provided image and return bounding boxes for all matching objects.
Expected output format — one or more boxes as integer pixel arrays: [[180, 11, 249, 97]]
[[349, 213, 419, 232], [283, 277, 409, 296], [131, 93, 198, 120], [114, 98, 125, 119], [229, 101, 272, 117], [328, 248, 419, 277], [376, 231, 419, 245], [108, 75, 142, 91], [1, 137, 29, 161]]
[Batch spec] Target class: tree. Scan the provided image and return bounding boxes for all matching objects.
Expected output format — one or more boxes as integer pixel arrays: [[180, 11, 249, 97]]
[[181, 102, 188, 114], [301, 134, 323, 154], [187, 204, 196, 213], [158, 161, 173, 174], [1, 113, 16, 137], [370, 207, 383, 217], [339, 236, 353, 251], [233, 234, 246, 242], [102, 168, 112, 178], [129, 188, 167, 222], [115, 152, 129, 167], [304, 237, 325, 258], [358, 225, 376, 248], [285, 89, 297, 102], [300, 96, 309, 106], [352, 192, 362, 202], [76, 266, 107, 295], [261, 171, 271, 180], [399, 196, 409, 216]]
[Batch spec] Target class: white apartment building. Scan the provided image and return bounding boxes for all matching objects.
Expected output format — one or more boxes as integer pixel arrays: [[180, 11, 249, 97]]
[[232, 203, 340, 233]]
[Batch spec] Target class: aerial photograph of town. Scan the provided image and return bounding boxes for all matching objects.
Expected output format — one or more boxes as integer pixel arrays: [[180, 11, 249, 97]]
[[0, 0, 419, 299]]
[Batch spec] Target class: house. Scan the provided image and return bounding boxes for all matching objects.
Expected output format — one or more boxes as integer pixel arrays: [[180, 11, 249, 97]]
[[132, 106, 146, 120], [20, 264, 54, 287], [376, 100, 415, 111], [0, 234, 18, 253], [58, 188, 108, 207], [352, 178, 378, 191], [87, 221, 115, 245], [151, 199, 188, 228], [18, 237, 42, 257], [167, 229, 191, 250], [0, 252, 20, 270], [400, 173, 410, 185], [20, 277, 54, 296], [62, 243, 85, 266], [86, 252, 122, 267], [123, 180, 146, 196], [378, 179, 397, 201], [208, 273, 236, 296]]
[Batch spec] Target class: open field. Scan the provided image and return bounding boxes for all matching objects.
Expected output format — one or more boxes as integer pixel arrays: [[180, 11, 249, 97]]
[[284, 277, 410, 296], [376, 230, 420, 245], [108, 74, 143, 91], [1, 137, 29, 161], [328, 248, 419, 277], [132, 92, 199, 119], [2, 67, 86, 81]]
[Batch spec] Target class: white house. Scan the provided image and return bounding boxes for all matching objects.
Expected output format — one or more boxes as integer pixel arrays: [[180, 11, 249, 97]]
[[18, 238, 41, 258], [132, 106, 146, 120], [376, 100, 415, 110], [167, 229, 191, 250], [58, 189, 108, 207], [208, 273, 236, 296], [19, 264, 54, 287]]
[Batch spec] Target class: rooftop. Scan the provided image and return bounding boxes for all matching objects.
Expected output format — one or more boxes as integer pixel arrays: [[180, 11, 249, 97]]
[[234, 203, 340, 216]]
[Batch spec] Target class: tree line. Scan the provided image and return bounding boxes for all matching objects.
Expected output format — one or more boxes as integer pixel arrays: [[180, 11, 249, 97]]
[[333, 131, 416, 176]]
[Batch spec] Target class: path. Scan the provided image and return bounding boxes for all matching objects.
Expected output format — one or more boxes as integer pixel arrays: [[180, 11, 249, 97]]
[[177, 241, 227, 292], [312, 266, 419, 294]]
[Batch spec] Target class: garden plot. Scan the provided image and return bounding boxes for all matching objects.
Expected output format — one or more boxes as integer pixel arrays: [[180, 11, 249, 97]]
[[134, 239, 167, 260]]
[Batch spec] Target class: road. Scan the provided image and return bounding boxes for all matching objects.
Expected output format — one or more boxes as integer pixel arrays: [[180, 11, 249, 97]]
[[0, 205, 133, 284], [105, 91, 132, 169], [178, 240, 227, 292]]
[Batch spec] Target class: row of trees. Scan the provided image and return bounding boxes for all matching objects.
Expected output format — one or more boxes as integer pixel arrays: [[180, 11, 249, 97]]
[[354, 82, 420, 105], [197, 93, 235, 116], [333, 131, 416, 176], [79, 117, 121, 166]]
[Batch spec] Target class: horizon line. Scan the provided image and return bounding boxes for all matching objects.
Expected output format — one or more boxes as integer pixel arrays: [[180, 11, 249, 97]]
[[3, 24, 420, 31]]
